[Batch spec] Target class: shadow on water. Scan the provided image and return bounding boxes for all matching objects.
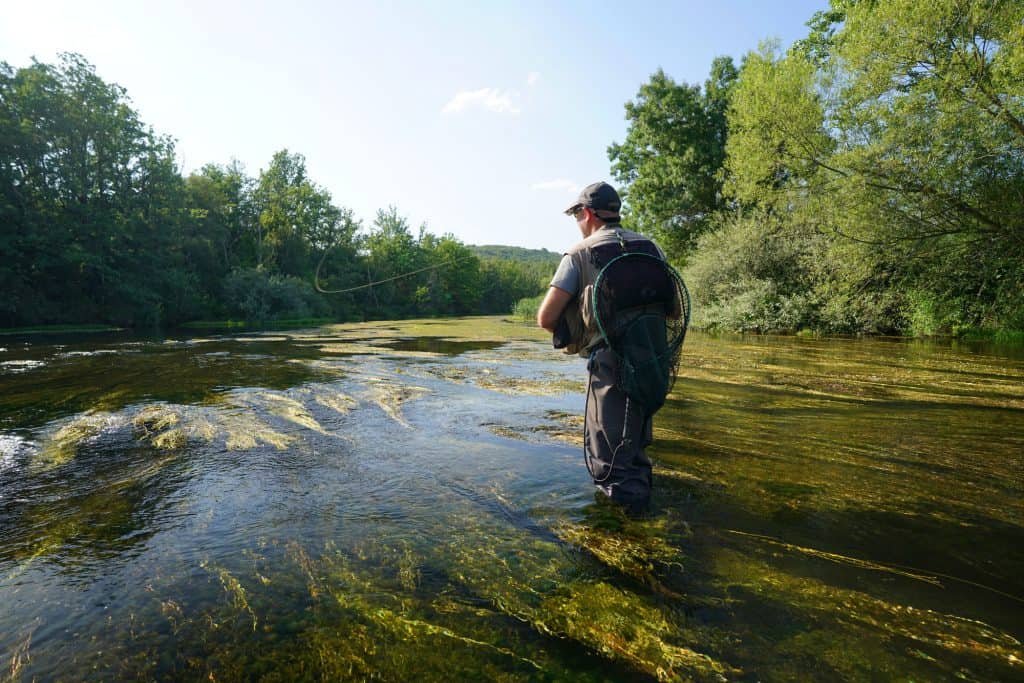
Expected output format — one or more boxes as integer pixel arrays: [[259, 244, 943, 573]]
[[378, 336, 508, 355]]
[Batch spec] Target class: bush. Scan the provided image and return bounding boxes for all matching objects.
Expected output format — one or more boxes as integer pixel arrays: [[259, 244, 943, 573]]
[[684, 212, 819, 333], [222, 268, 327, 321], [512, 294, 544, 322]]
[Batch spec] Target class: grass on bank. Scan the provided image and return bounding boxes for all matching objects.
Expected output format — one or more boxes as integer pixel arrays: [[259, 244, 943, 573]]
[[958, 328, 1024, 344]]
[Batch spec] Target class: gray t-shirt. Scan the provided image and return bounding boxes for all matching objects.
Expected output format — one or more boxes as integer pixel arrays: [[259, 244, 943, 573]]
[[549, 254, 579, 295]]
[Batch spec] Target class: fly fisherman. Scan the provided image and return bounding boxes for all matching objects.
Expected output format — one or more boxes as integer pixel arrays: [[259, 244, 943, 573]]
[[537, 182, 674, 513]]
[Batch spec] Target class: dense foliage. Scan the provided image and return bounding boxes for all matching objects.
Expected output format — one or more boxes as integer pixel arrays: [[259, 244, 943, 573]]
[[0, 54, 549, 328], [609, 58, 738, 259], [612, 0, 1023, 336]]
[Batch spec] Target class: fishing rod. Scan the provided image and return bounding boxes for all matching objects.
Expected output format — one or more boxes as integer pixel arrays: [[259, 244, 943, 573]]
[[313, 241, 478, 295]]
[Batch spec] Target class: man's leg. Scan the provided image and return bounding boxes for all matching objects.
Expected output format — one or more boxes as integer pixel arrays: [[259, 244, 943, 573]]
[[585, 347, 652, 509]]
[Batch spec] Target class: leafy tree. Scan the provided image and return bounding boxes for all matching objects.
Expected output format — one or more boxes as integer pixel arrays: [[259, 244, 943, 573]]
[[0, 53, 187, 326], [715, 0, 1024, 334], [360, 206, 424, 317], [684, 211, 822, 332], [252, 150, 344, 278], [222, 268, 326, 321], [417, 231, 481, 315], [609, 58, 738, 258], [722, 43, 832, 214], [185, 161, 257, 275]]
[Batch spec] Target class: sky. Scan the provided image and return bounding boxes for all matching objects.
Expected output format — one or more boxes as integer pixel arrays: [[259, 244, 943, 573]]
[[2, 0, 827, 253]]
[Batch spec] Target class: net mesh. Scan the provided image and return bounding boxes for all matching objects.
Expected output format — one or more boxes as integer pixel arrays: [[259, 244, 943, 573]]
[[591, 249, 690, 414]]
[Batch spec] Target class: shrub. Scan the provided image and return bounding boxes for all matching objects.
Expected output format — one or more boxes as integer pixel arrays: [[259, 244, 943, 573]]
[[684, 212, 819, 333], [222, 268, 327, 321], [512, 294, 544, 322]]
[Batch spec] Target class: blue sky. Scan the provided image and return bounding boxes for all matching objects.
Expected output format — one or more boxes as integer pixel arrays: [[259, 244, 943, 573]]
[[2, 0, 827, 253]]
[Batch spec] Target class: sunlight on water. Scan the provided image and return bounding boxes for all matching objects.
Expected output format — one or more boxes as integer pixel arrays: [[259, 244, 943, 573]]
[[0, 318, 1021, 681]]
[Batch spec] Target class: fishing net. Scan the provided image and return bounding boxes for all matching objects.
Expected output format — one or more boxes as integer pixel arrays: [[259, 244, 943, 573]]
[[591, 250, 690, 415]]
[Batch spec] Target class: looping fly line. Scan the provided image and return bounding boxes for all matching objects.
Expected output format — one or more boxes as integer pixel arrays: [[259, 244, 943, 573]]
[[314, 243, 478, 295]]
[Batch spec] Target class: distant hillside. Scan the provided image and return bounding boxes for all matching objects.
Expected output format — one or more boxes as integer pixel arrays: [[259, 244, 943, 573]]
[[469, 245, 561, 264]]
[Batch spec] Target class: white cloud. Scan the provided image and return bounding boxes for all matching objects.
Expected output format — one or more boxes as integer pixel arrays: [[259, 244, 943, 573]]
[[531, 179, 580, 194], [441, 87, 520, 115], [526, 71, 540, 87]]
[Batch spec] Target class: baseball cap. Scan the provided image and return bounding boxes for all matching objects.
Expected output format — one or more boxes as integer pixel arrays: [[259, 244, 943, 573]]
[[563, 181, 622, 219]]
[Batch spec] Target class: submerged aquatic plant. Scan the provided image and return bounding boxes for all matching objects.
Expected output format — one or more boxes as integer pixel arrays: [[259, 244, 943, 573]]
[[303, 386, 358, 416], [3, 620, 37, 683], [360, 378, 429, 429], [33, 411, 117, 471], [201, 560, 258, 632]]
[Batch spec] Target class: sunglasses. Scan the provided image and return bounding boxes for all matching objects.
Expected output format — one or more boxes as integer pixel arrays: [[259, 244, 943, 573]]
[[571, 206, 585, 219]]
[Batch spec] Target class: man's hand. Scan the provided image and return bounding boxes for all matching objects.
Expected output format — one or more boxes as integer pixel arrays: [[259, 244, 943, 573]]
[[536, 286, 573, 333]]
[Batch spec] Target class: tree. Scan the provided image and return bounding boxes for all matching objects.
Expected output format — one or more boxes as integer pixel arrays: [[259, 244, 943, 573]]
[[722, 39, 839, 219], [608, 58, 738, 258], [360, 206, 423, 317], [714, 0, 1024, 333], [253, 150, 343, 278], [185, 161, 257, 272], [417, 232, 481, 315], [0, 53, 187, 326]]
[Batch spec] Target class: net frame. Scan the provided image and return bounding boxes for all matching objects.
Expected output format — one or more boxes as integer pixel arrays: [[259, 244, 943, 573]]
[[590, 252, 691, 409]]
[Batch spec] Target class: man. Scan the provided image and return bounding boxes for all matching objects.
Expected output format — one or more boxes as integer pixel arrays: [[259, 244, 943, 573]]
[[537, 181, 670, 512]]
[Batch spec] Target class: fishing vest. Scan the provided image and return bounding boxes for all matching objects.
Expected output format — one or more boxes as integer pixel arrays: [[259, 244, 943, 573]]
[[559, 225, 667, 357]]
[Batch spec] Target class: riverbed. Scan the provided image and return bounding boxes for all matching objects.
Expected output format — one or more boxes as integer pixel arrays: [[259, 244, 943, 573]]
[[1, 317, 1021, 681]]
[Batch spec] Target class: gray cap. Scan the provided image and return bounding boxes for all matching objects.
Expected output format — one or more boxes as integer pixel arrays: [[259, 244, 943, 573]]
[[564, 181, 621, 219]]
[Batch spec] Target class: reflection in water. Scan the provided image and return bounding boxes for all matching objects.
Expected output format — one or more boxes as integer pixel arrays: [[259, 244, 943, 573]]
[[0, 318, 1021, 681]]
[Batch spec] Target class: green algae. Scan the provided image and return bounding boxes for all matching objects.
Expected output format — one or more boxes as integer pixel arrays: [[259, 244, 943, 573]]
[[359, 377, 429, 428], [248, 392, 328, 434], [485, 409, 583, 446], [438, 523, 731, 681], [32, 411, 115, 471], [2, 620, 37, 683], [416, 362, 584, 396], [302, 385, 358, 416], [201, 560, 258, 632], [552, 514, 688, 594], [274, 519, 732, 682], [131, 401, 295, 451], [706, 544, 1023, 681], [321, 316, 547, 345]]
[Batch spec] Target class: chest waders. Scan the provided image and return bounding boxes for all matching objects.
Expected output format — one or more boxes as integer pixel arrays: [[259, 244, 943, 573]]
[[582, 245, 690, 484]]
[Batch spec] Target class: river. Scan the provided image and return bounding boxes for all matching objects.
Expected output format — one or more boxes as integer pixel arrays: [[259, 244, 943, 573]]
[[1, 317, 1021, 681]]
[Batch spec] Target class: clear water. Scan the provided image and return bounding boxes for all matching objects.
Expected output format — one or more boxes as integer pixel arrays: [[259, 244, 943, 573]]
[[1, 318, 1021, 681]]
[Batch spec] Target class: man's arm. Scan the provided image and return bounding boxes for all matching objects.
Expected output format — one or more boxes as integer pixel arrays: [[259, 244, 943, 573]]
[[536, 285, 573, 333]]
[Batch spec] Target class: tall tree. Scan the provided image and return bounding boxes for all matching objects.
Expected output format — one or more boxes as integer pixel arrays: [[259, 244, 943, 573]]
[[417, 231, 481, 315], [361, 206, 423, 316], [253, 150, 343, 277], [719, 0, 1024, 332], [608, 58, 738, 258], [0, 53, 186, 326]]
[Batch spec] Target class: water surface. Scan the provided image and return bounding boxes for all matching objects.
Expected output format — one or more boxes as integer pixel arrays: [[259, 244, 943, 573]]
[[1, 318, 1021, 681]]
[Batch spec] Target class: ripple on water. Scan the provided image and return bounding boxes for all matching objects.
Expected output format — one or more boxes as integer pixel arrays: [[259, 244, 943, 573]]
[[1, 360, 46, 374], [56, 349, 120, 358], [0, 434, 29, 472]]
